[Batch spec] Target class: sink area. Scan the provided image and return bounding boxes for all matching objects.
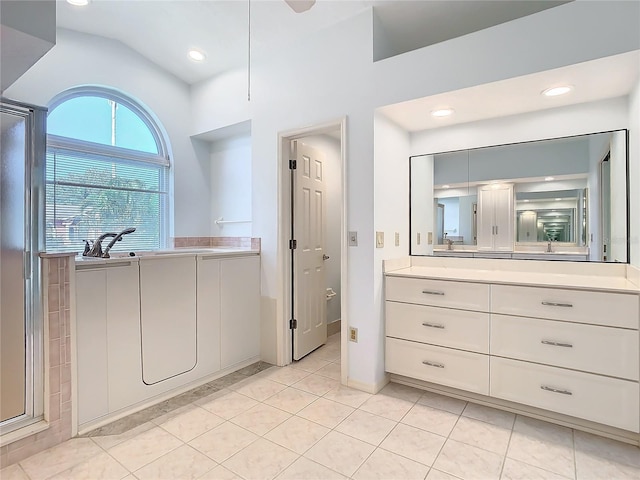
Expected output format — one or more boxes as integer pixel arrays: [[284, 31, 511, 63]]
[[75, 247, 258, 264]]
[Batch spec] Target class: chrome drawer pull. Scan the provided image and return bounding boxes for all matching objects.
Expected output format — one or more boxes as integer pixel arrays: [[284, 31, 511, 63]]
[[541, 301, 573, 308], [541, 340, 573, 348], [541, 385, 572, 396], [422, 290, 445, 296], [422, 322, 445, 329], [422, 360, 445, 368]]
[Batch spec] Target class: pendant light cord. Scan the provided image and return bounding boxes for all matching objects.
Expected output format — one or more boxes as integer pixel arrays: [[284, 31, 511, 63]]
[[248, 0, 251, 102]]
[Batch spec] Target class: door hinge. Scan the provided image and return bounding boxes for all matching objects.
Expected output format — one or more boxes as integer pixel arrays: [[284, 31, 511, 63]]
[[289, 159, 297, 170], [290, 319, 297, 329], [289, 239, 297, 249]]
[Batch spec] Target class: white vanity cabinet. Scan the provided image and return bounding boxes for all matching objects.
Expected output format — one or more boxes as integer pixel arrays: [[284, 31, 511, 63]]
[[477, 184, 514, 252], [76, 260, 140, 426], [384, 261, 640, 438]]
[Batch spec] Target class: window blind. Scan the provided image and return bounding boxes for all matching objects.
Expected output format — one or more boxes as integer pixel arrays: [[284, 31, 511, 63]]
[[46, 145, 169, 254]]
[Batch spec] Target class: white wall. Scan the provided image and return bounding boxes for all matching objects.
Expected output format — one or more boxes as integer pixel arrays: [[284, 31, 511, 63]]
[[191, 1, 640, 388], [209, 134, 252, 237], [299, 135, 342, 325], [629, 78, 640, 267], [4, 28, 211, 237], [610, 130, 628, 262]]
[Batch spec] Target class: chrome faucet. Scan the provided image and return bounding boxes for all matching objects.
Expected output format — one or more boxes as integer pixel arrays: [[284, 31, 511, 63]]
[[446, 238, 454, 250], [83, 228, 136, 258], [547, 240, 553, 253]]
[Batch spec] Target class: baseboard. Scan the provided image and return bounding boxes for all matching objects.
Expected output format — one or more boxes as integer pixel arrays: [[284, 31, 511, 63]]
[[327, 320, 341, 336], [347, 374, 390, 394]]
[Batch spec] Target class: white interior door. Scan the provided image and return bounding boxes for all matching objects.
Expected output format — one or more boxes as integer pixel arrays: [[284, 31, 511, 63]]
[[292, 141, 327, 360]]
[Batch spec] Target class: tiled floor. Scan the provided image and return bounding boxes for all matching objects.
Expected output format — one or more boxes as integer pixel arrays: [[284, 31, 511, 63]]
[[2, 333, 639, 480]]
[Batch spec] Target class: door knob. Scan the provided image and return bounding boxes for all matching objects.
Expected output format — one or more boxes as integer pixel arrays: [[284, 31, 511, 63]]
[[323, 254, 330, 260]]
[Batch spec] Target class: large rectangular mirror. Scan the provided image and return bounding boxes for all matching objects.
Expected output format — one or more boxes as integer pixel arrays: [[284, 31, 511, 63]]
[[410, 130, 628, 262]]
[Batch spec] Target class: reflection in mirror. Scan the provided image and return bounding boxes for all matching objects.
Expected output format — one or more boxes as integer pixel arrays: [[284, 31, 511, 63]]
[[410, 130, 628, 262]]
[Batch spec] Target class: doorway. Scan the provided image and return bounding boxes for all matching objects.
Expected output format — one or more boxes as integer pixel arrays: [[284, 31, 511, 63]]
[[277, 118, 347, 384]]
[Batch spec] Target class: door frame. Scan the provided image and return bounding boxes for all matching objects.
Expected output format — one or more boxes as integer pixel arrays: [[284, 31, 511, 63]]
[[276, 117, 347, 385]]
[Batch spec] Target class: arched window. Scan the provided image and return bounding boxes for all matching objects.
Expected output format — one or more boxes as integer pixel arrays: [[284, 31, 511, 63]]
[[46, 87, 170, 253]]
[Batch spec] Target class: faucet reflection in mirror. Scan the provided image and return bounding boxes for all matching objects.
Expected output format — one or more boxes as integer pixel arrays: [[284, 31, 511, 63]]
[[410, 130, 628, 262], [83, 227, 136, 258]]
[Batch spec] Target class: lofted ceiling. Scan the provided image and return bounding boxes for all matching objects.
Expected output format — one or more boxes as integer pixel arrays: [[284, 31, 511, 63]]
[[55, 0, 569, 85]]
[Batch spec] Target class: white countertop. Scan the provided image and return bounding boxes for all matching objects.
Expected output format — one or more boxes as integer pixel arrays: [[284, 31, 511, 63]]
[[74, 247, 259, 267], [385, 265, 639, 294]]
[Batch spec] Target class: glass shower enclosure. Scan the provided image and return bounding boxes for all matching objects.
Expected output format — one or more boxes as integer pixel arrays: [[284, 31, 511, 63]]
[[1, 98, 46, 434]]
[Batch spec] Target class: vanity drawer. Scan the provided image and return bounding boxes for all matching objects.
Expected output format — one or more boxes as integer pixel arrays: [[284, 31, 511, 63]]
[[386, 276, 489, 312], [386, 337, 489, 395], [386, 301, 489, 353], [491, 315, 639, 380], [490, 357, 639, 432], [491, 284, 639, 329]]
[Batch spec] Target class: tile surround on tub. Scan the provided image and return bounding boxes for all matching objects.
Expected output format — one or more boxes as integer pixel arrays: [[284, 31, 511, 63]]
[[171, 237, 261, 250], [0, 256, 73, 468]]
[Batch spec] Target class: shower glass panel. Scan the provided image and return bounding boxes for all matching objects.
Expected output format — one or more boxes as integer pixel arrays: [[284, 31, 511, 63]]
[[0, 99, 45, 434]]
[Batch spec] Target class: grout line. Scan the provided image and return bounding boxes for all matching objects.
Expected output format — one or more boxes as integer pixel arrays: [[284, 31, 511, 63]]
[[497, 412, 516, 479]]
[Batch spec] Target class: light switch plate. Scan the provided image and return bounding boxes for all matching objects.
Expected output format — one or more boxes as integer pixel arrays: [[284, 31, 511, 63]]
[[348, 231, 358, 246], [376, 231, 384, 248], [428, 232, 433, 245], [417, 232, 421, 245], [349, 327, 358, 342], [395, 232, 399, 247]]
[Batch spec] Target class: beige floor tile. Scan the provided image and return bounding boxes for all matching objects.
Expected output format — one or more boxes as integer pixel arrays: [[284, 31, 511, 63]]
[[156, 405, 225, 442], [418, 391, 467, 414], [0, 464, 30, 480], [108, 426, 182, 472], [265, 416, 330, 454], [323, 386, 372, 408], [313, 346, 341, 363], [573, 430, 640, 468], [359, 393, 414, 421], [297, 397, 354, 428], [501, 458, 572, 480], [19, 438, 103, 480], [198, 465, 242, 479], [433, 438, 504, 480], [507, 428, 575, 479], [48, 452, 129, 480], [275, 456, 348, 480], [335, 409, 397, 446], [304, 431, 375, 478], [134, 444, 216, 480], [512, 416, 573, 446], [290, 356, 331, 373], [449, 416, 512, 455], [575, 449, 640, 480], [223, 438, 298, 480], [189, 422, 258, 463], [292, 374, 340, 396], [315, 362, 341, 380], [264, 387, 319, 414], [378, 382, 424, 403], [462, 402, 515, 429], [89, 421, 156, 450], [230, 403, 291, 435], [401, 403, 460, 437], [379, 423, 446, 466], [195, 389, 259, 420], [352, 448, 429, 480], [232, 378, 287, 402], [258, 366, 311, 386], [426, 469, 463, 480]]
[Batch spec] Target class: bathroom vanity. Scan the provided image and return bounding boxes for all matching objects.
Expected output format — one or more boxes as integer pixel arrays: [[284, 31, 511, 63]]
[[74, 248, 260, 433], [384, 256, 640, 443]]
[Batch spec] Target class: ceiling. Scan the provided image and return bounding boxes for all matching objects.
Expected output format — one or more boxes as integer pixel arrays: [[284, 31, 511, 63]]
[[55, 0, 569, 85], [378, 50, 640, 132]]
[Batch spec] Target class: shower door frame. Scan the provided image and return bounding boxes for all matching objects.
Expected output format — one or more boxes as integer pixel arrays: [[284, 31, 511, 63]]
[[0, 98, 46, 436]]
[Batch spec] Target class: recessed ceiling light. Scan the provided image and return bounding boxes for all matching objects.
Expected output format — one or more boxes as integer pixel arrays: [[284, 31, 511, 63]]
[[545, 176, 555, 181], [67, 0, 90, 5], [188, 49, 206, 62], [555, 198, 562, 201], [542, 85, 573, 97], [431, 108, 454, 118], [523, 199, 530, 203], [442, 185, 450, 189]]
